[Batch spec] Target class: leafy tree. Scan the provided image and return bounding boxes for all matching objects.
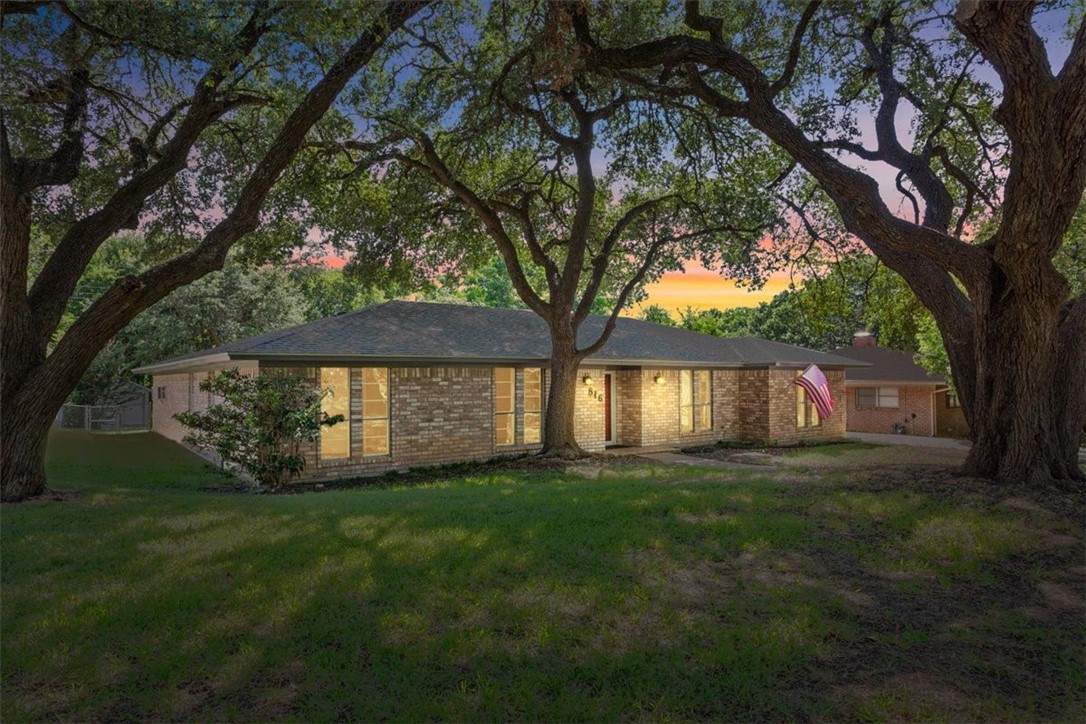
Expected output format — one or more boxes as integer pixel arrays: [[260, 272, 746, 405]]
[[915, 313, 952, 387], [175, 369, 343, 489], [291, 267, 402, 321], [72, 261, 308, 404], [429, 256, 619, 312], [1, 0, 429, 500], [332, 2, 780, 457], [638, 304, 678, 326], [577, 1, 1086, 485], [797, 255, 930, 351]]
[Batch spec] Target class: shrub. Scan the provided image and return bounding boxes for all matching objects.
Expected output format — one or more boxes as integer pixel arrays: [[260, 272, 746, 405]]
[[175, 369, 342, 488]]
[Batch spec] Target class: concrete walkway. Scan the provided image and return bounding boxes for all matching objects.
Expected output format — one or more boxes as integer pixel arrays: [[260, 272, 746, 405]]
[[846, 432, 971, 449], [636, 452, 756, 469]]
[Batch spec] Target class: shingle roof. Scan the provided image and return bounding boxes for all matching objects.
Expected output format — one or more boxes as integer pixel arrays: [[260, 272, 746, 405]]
[[830, 345, 945, 384], [135, 301, 868, 373]]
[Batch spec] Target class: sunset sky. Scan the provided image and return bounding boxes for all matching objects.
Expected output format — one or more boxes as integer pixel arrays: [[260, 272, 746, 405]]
[[635, 262, 793, 316]]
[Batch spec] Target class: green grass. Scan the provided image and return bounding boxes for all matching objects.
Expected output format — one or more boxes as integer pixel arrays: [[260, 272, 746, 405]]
[[2, 431, 1083, 721]]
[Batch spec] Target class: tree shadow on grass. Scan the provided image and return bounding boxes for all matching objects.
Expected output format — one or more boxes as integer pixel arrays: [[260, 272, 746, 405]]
[[3, 462, 1083, 721]]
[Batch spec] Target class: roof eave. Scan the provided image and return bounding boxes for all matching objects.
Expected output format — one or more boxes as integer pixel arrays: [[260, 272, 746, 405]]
[[132, 352, 234, 375]]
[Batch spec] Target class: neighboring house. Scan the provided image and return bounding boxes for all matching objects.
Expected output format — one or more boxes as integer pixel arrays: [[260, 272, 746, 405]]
[[134, 301, 865, 481], [831, 332, 968, 438]]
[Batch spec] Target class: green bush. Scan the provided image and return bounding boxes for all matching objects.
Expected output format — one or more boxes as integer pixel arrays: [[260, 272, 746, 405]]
[[175, 369, 342, 488]]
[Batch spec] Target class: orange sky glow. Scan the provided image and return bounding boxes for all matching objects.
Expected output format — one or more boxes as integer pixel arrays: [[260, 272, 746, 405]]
[[636, 262, 793, 317], [303, 253, 793, 317]]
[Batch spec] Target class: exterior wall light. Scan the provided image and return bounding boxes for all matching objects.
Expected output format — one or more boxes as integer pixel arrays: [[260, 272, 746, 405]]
[[582, 375, 594, 386], [653, 373, 666, 386]]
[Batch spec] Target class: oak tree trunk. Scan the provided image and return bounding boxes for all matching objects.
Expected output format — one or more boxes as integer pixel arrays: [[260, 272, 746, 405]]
[[961, 262, 1085, 487], [0, 398, 55, 502], [541, 326, 587, 459], [0, 360, 73, 502]]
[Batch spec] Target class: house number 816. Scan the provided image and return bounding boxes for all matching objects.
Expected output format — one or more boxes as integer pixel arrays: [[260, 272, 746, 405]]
[[587, 387, 603, 402]]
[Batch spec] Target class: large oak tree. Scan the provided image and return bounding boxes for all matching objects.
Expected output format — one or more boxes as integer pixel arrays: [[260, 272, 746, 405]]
[[0, 0, 429, 501], [325, 1, 780, 457], [573, 0, 1085, 486]]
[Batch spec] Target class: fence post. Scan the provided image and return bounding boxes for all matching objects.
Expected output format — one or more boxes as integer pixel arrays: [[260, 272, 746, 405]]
[[84, 406, 91, 431]]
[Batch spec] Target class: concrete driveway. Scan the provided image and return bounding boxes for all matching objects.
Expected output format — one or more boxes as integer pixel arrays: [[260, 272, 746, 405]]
[[848, 432, 1086, 465]]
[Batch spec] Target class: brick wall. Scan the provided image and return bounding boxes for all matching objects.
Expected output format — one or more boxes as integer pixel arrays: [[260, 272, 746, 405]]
[[845, 384, 936, 436], [156, 361, 848, 482], [274, 365, 531, 480], [736, 370, 771, 440], [616, 369, 643, 445], [573, 366, 607, 452], [766, 369, 847, 444]]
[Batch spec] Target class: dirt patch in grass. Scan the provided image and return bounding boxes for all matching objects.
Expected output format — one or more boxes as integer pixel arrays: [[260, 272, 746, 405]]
[[198, 453, 656, 495]]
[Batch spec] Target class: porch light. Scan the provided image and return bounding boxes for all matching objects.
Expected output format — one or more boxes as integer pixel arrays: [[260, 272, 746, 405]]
[[582, 374, 594, 386], [654, 373, 666, 386]]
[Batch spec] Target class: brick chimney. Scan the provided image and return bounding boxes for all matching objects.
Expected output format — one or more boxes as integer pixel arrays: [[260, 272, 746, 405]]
[[852, 331, 877, 348]]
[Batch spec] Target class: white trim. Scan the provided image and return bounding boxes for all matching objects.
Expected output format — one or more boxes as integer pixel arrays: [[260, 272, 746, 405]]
[[133, 353, 233, 375]]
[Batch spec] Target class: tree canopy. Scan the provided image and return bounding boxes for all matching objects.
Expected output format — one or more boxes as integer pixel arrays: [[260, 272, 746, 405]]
[[1, 0, 431, 500], [575, 0, 1086, 485]]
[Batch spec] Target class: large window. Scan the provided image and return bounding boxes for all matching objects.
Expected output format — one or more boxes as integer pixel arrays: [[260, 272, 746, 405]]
[[524, 368, 543, 444], [362, 368, 389, 456], [696, 370, 712, 431], [680, 370, 694, 432], [320, 367, 350, 460], [680, 370, 712, 433], [797, 387, 821, 428], [856, 386, 899, 409], [495, 367, 515, 446]]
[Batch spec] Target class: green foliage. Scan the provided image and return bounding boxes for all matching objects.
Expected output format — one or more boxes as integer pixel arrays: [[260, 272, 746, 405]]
[[638, 304, 677, 326], [679, 292, 836, 349], [323, 0, 785, 321], [68, 244, 308, 403], [1054, 197, 1086, 299], [915, 314, 953, 387], [174, 369, 342, 489], [291, 267, 400, 321], [797, 256, 931, 351], [673, 255, 934, 352]]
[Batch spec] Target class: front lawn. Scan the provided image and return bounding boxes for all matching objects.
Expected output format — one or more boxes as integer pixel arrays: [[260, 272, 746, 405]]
[[2, 431, 1083, 721]]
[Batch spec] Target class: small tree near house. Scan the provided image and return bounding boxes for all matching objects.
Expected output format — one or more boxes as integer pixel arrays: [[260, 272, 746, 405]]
[[175, 369, 343, 489]]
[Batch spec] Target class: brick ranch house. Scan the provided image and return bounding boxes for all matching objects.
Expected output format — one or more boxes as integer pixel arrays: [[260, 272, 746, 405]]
[[134, 301, 865, 481], [831, 332, 969, 438]]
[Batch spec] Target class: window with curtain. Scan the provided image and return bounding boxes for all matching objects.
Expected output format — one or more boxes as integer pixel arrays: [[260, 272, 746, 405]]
[[320, 367, 350, 460], [362, 368, 389, 456], [524, 368, 543, 444], [495, 367, 515, 445]]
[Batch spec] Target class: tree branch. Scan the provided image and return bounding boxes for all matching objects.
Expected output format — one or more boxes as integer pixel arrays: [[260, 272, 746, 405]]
[[33, 0, 430, 391], [574, 195, 676, 324], [769, 1, 822, 96], [26, 4, 275, 347], [407, 132, 549, 316]]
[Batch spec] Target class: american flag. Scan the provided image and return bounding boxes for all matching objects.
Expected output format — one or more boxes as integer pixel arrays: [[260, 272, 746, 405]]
[[794, 364, 836, 420]]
